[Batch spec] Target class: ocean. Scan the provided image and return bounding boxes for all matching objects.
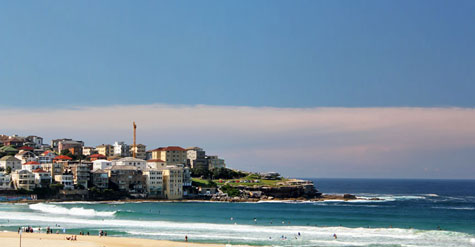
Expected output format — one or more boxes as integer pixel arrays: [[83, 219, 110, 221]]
[[0, 178, 474, 247]]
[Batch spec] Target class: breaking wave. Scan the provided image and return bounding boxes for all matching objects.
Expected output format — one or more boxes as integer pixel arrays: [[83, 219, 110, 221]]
[[29, 203, 116, 217]]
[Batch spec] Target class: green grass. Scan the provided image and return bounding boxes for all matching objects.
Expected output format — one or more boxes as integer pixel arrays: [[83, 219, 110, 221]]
[[192, 178, 217, 187], [214, 175, 288, 187]]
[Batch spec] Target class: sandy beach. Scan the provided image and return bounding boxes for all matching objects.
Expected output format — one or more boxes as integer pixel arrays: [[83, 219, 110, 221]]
[[0, 232, 225, 247]]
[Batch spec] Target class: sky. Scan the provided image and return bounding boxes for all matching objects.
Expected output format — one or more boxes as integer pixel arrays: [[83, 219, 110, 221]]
[[1, 1, 474, 179]]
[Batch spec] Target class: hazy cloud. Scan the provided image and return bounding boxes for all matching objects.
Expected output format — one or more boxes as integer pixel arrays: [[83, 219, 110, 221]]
[[1, 105, 475, 179]]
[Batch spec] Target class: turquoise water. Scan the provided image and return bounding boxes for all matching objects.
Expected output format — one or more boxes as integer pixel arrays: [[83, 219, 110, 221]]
[[0, 178, 474, 246]]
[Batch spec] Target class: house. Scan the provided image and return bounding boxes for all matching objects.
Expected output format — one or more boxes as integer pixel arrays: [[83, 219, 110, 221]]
[[92, 159, 112, 171], [129, 144, 147, 160], [32, 168, 52, 188], [41, 162, 64, 178], [53, 155, 73, 162], [54, 173, 74, 190], [64, 162, 91, 189], [22, 161, 42, 172], [0, 145, 18, 156], [206, 155, 226, 170], [0, 172, 12, 190], [91, 169, 109, 189], [115, 157, 146, 170], [82, 146, 97, 156], [3, 137, 24, 148], [58, 140, 83, 156], [143, 169, 163, 196], [107, 165, 146, 194], [38, 150, 57, 164], [26, 136, 43, 148], [15, 150, 38, 164], [186, 147, 208, 169], [96, 144, 114, 157], [11, 169, 36, 191], [150, 146, 187, 166], [0, 156, 22, 171]]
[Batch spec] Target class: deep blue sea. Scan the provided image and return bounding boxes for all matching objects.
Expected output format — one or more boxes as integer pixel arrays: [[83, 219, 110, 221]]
[[0, 178, 474, 246]]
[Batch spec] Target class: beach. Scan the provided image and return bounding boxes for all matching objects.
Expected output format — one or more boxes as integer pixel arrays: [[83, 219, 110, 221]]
[[0, 232, 224, 247]]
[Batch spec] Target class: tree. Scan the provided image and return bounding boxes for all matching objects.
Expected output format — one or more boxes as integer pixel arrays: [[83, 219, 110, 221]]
[[5, 166, 12, 175]]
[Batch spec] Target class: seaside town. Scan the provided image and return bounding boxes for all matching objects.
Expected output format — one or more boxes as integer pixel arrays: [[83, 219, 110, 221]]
[[0, 124, 320, 202]]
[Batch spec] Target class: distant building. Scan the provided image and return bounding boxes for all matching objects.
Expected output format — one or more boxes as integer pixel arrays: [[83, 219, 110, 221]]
[[54, 173, 74, 190], [15, 150, 38, 164], [186, 147, 208, 170], [0, 156, 22, 171], [130, 144, 147, 160], [83, 147, 97, 156], [151, 146, 187, 166], [22, 161, 42, 172], [115, 157, 147, 170], [92, 159, 112, 171], [11, 169, 35, 191], [113, 141, 130, 157], [96, 144, 114, 157], [0, 172, 12, 190], [64, 162, 91, 189], [146, 159, 166, 169], [89, 154, 107, 161], [91, 169, 109, 189], [107, 165, 146, 194], [38, 150, 57, 164], [51, 139, 84, 154], [41, 162, 64, 178], [143, 169, 163, 196], [206, 155, 226, 170], [162, 165, 184, 199], [3, 137, 24, 148], [26, 136, 43, 148], [32, 168, 52, 188]]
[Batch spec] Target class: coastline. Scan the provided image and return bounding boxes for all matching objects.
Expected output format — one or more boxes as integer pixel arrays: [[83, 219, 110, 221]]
[[0, 231, 227, 247], [0, 194, 368, 204]]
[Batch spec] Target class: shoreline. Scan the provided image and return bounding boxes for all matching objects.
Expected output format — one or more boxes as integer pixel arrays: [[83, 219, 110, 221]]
[[0, 194, 372, 204], [0, 231, 227, 247]]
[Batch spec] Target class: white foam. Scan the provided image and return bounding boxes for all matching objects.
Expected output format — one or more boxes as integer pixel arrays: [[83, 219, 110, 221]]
[[29, 203, 116, 217], [432, 206, 475, 211]]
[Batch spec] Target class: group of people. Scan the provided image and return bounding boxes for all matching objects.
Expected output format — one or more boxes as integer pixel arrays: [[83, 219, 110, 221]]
[[18, 226, 34, 233], [65, 235, 77, 241], [99, 230, 108, 237]]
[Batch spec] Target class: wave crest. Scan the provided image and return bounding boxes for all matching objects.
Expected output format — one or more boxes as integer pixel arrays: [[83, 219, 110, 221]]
[[29, 203, 116, 217]]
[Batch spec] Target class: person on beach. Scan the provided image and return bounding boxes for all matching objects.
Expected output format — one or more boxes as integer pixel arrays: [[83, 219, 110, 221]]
[[185, 235, 188, 242], [333, 233, 337, 239]]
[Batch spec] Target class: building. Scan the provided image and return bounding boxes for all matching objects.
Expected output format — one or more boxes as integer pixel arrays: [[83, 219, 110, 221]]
[[64, 162, 91, 189], [89, 154, 107, 161], [107, 165, 146, 194], [113, 142, 130, 157], [115, 157, 147, 170], [96, 144, 114, 157], [11, 169, 35, 191], [41, 162, 64, 178], [26, 136, 43, 148], [162, 165, 184, 199], [0, 145, 18, 156], [54, 173, 74, 190], [206, 155, 226, 170], [143, 169, 163, 196], [58, 140, 83, 156], [92, 159, 112, 171], [22, 161, 42, 172], [2, 137, 24, 148], [32, 168, 52, 188], [91, 169, 109, 189], [0, 156, 22, 171], [38, 150, 57, 164], [83, 147, 97, 156], [130, 144, 147, 160], [151, 146, 187, 166], [186, 147, 208, 169], [15, 150, 38, 164], [0, 172, 12, 190], [146, 159, 166, 169], [51, 139, 84, 152]]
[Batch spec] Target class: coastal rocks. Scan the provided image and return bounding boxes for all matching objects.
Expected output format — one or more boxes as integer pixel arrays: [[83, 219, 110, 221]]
[[343, 194, 357, 199]]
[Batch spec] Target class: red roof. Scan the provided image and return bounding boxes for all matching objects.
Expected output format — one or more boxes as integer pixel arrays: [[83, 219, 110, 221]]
[[54, 155, 73, 160], [151, 146, 185, 152], [19, 146, 34, 151], [89, 154, 106, 158], [147, 159, 165, 162], [24, 161, 40, 165], [32, 168, 47, 173]]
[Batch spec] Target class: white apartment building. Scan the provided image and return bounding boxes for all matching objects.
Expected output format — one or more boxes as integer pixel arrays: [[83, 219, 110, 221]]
[[0, 172, 12, 190], [144, 169, 163, 196], [0, 156, 22, 171], [162, 165, 184, 199], [113, 141, 130, 157], [54, 174, 74, 190], [115, 157, 146, 170], [38, 150, 57, 164], [93, 159, 112, 171], [15, 151, 38, 164], [11, 169, 36, 191], [22, 161, 42, 172], [33, 169, 52, 188]]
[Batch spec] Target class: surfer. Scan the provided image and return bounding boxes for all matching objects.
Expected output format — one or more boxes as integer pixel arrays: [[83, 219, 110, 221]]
[[333, 233, 337, 239], [185, 235, 188, 242]]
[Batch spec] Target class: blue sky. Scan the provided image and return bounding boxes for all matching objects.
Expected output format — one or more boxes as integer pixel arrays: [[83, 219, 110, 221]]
[[1, 0, 474, 108], [1, 1, 475, 179]]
